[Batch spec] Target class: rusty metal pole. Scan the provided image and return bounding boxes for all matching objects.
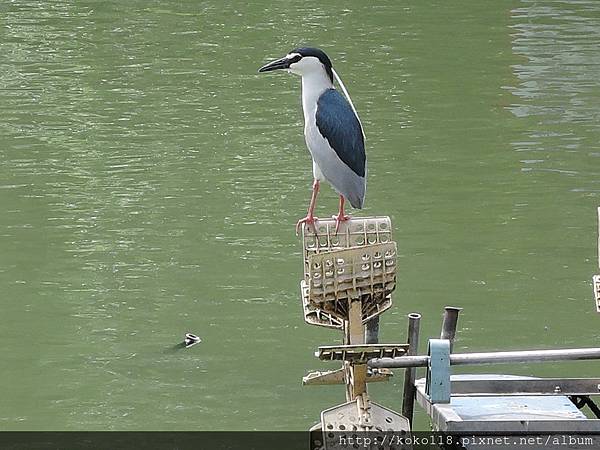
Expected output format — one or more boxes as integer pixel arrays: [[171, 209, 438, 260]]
[[365, 316, 380, 344], [401, 312, 421, 425], [440, 306, 462, 352]]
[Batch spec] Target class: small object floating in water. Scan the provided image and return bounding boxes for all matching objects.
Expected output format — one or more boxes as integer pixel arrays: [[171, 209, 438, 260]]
[[184, 332, 201, 348]]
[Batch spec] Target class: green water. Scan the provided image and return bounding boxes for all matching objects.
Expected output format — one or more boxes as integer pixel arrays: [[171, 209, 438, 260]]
[[1, 0, 600, 431]]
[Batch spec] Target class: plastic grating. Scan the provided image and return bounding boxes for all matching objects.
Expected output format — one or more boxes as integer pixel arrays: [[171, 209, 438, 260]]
[[301, 216, 393, 280], [302, 282, 392, 325], [320, 398, 411, 445], [301, 281, 344, 329], [317, 344, 409, 362], [300, 216, 396, 324], [307, 242, 397, 303]]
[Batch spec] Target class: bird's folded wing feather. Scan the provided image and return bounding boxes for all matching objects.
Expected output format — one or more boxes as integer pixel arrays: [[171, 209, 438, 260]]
[[315, 89, 366, 178]]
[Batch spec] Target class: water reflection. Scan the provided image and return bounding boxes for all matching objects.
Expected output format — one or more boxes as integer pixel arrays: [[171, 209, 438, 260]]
[[509, 0, 600, 190]]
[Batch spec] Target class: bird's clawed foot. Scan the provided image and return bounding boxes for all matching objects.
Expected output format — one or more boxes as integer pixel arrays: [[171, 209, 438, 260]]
[[333, 212, 350, 234], [296, 215, 319, 235]]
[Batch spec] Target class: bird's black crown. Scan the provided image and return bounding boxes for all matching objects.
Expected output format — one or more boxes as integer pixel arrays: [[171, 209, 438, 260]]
[[292, 47, 332, 68], [291, 47, 333, 81]]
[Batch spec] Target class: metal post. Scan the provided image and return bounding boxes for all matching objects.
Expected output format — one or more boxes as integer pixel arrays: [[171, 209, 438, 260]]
[[365, 316, 380, 344], [440, 306, 462, 352], [401, 312, 421, 425], [597, 207, 600, 270], [595, 208, 600, 313]]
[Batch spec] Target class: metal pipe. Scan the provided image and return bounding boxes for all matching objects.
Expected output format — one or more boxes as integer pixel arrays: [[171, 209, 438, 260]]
[[440, 306, 462, 352], [371, 355, 429, 368], [401, 312, 421, 426], [369, 347, 600, 369], [451, 348, 600, 365], [365, 316, 380, 344]]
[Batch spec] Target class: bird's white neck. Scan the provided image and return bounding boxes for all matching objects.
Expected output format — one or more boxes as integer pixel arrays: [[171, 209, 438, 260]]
[[301, 71, 334, 125]]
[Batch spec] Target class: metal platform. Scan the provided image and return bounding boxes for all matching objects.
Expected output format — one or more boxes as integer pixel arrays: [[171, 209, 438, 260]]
[[416, 374, 600, 448]]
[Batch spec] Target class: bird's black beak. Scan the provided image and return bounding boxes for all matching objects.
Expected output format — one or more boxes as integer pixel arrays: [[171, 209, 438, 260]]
[[258, 56, 290, 73]]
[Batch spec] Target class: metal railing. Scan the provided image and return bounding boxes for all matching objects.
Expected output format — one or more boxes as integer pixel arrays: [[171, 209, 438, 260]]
[[370, 347, 600, 369]]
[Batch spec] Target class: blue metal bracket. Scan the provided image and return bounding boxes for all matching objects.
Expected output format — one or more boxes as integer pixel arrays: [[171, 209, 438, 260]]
[[425, 339, 451, 404]]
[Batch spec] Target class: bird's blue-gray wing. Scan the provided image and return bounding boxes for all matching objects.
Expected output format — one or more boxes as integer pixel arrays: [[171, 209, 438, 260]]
[[315, 89, 366, 178]]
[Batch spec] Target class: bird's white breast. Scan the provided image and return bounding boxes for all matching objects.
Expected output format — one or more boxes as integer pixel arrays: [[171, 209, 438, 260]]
[[300, 71, 334, 182], [301, 71, 333, 130]]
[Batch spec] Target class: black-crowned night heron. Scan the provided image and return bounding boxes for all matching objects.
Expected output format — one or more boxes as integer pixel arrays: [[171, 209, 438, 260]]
[[258, 47, 366, 233]]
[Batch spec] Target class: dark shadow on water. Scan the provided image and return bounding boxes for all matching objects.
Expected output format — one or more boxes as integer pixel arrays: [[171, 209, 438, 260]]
[[163, 338, 202, 353], [164, 342, 187, 354]]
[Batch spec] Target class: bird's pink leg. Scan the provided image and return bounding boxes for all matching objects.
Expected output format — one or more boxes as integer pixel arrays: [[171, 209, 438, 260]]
[[296, 179, 320, 234], [333, 195, 351, 233]]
